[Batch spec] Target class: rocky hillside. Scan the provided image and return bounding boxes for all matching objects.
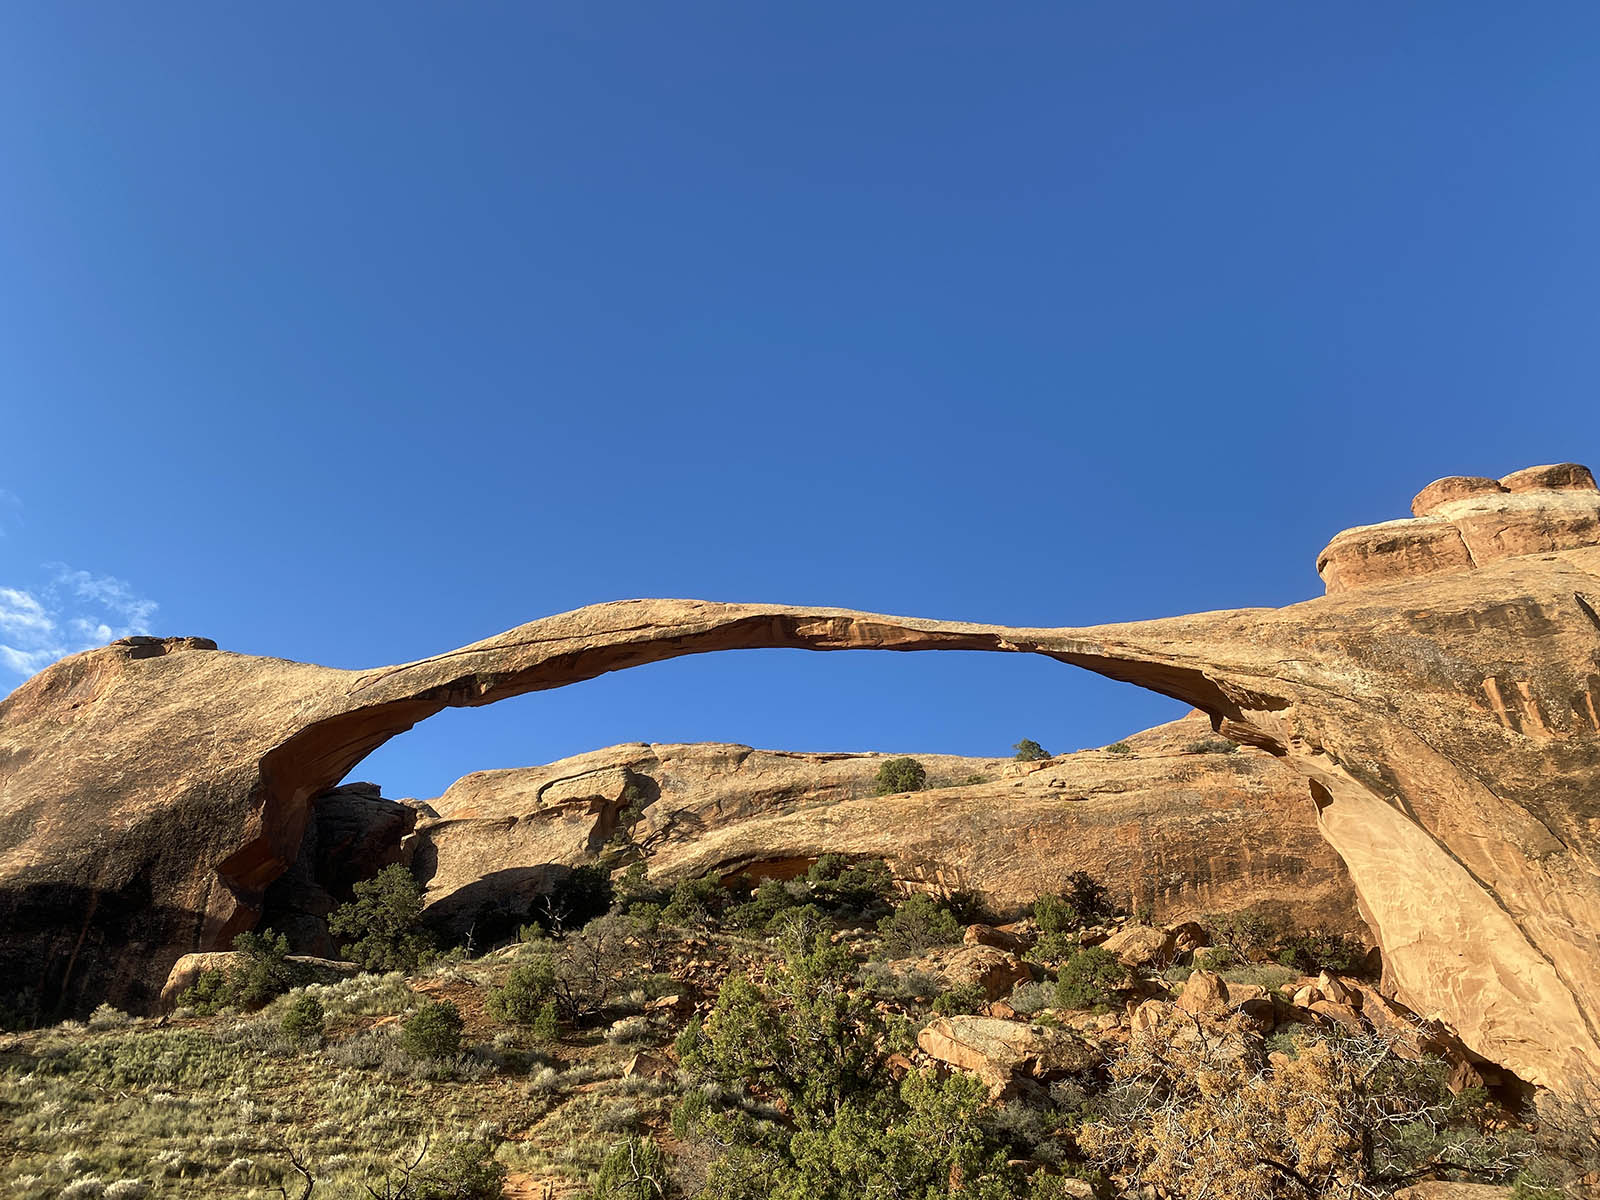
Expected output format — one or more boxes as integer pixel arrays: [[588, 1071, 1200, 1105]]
[[392, 712, 1359, 943]]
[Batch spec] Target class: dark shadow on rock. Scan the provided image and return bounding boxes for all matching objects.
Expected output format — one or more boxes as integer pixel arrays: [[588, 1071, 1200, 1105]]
[[0, 881, 206, 1025], [422, 864, 567, 948]]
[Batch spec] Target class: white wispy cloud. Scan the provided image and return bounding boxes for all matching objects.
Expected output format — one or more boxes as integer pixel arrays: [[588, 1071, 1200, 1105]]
[[0, 567, 159, 684]]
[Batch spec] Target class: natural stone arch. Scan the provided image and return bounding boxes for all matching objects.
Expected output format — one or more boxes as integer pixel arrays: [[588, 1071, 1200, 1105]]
[[4, 466, 1600, 1095]]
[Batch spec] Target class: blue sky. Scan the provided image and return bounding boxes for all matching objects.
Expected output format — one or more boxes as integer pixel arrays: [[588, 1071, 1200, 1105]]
[[3, 4, 1597, 799]]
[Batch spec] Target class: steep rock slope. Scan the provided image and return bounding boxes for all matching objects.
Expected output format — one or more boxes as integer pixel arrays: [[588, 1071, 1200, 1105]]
[[1, 462, 1597, 1094], [411, 713, 1361, 940]]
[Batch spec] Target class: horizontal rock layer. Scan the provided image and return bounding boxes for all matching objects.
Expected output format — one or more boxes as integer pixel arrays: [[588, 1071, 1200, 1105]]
[[407, 713, 1359, 942], [1316, 463, 1600, 593]]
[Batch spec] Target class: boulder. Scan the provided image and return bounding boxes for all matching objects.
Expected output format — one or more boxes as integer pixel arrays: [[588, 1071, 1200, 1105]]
[[1309, 1000, 1364, 1030], [158, 951, 360, 1010], [1223, 982, 1268, 1007], [1292, 984, 1323, 1007], [1176, 970, 1230, 1015], [1129, 998, 1165, 1033], [965, 924, 1031, 953], [1232, 996, 1278, 1034], [1167, 921, 1210, 954], [917, 1015, 1096, 1093], [900, 945, 1033, 1001], [622, 1052, 673, 1081], [1394, 1185, 1511, 1200], [1318, 972, 1358, 1007], [1100, 924, 1176, 969]]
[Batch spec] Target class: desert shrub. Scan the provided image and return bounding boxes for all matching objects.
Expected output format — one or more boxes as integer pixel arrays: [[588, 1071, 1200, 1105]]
[[401, 999, 464, 1059], [486, 959, 556, 1026], [328, 864, 437, 972], [1082, 1010, 1527, 1199], [587, 1136, 671, 1200], [1061, 871, 1114, 922], [493, 913, 644, 1025], [231, 929, 306, 1008], [940, 888, 989, 925], [873, 756, 928, 795], [1518, 1087, 1600, 1198], [1220, 962, 1300, 993], [409, 1138, 506, 1200], [877, 893, 964, 959], [931, 982, 986, 1016], [663, 873, 728, 930], [1013, 738, 1051, 762], [613, 860, 666, 910], [680, 935, 888, 1122], [1275, 929, 1367, 975], [1194, 944, 1237, 971], [769, 903, 831, 953], [1203, 909, 1286, 960], [1188, 737, 1239, 754], [280, 993, 325, 1043], [550, 912, 646, 1021], [531, 863, 614, 936], [175, 929, 301, 1014], [606, 781, 652, 851], [1009, 980, 1054, 1015], [87, 1003, 131, 1031], [690, 1067, 1022, 1200], [1054, 946, 1125, 1010], [1106, 741, 1132, 755], [812, 856, 897, 912], [1034, 872, 1115, 957], [859, 961, 944, 1002], [1033, 895, 1080, 960], [730, 878, 796, 930], [318, 969, 415, 1016]]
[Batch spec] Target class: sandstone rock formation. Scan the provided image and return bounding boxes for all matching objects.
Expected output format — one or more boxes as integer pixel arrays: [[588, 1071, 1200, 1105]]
[[260, 782, 420, 956], [2, 462, 1598, 1096], [157, 950, 360, 1010], [410, 712, 1359, 942], [916, 1014, 1096, 1095]]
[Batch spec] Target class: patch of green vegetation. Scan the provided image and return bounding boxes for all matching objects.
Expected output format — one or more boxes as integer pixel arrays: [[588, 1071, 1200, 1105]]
[[177, 929, 305, 1015], [876, 893, 964, 960], [1013, 738, 1051, 762], [329, 864, 438, 972], [279, 993, 325, 1044], [1054, 946, 1126, 1010], [873, 756, 928, 795], [401, 1000, 464, 1059]]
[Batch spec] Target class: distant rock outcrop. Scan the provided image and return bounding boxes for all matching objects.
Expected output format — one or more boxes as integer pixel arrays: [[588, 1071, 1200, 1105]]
[[409, 713, 1361, 943], [2, 462, 1598, 1096]]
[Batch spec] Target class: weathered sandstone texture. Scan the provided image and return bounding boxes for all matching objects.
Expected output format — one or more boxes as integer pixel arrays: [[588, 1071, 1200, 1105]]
[[409, 712, 1359, 942], [1317, 462, 1600, 593], [2, 462, 1598, 1095]]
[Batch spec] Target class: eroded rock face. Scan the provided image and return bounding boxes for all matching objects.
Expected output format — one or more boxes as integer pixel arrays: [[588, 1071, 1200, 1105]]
[[916, 1015, 1096, 1095], [1317, 462, 1600, 592], [2, 464, 1599, 1095], [412, 713, 1360, 940]]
